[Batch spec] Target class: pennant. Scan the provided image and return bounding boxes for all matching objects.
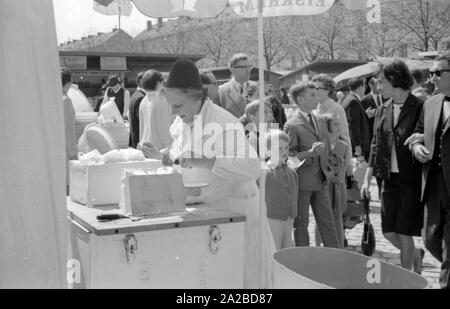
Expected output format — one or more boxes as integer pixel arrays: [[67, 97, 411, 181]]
[[93, 0, 133, 16]]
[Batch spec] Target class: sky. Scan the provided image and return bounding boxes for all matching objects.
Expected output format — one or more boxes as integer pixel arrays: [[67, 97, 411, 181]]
[[53, 0, 154, 44]]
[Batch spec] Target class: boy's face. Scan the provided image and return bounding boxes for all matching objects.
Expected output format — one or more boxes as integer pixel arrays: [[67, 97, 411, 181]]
[[297, 88, 318, 113], [269, 139, 290, 166]]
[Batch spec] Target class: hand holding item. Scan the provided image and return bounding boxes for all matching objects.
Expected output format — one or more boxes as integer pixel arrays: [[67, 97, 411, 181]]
[[365, 107, 376, 119], [360, 181, 371, 200], [310, 142, 325, 157], [412, 144, 432, 163], [138, 141, 161, 160], [404, 133, 424, 149], [160, 148, 173, 166]]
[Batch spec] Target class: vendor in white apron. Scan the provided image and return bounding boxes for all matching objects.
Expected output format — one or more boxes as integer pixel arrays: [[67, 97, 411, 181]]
[[141, 58, 275, 289]]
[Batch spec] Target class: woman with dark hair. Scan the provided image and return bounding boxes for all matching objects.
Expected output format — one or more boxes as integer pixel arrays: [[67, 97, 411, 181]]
[[361, 59, 425, 273]]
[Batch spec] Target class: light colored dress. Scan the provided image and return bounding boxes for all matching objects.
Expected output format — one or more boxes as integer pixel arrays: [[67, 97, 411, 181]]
[[169, 99, 275, 289]]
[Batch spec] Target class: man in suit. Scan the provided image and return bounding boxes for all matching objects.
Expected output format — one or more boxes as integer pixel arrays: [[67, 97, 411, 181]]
[[361, 77, 384, 196], [361, 77, 383, 140], [409, 53, 450, 289], [218, 53, 253, 118], [284, 81, 339, 248], [344, 78, 371, 161], [128, 72, 146, 148]]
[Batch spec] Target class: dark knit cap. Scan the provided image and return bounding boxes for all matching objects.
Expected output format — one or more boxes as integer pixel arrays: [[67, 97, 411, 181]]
[[165, 58, 202, 90]]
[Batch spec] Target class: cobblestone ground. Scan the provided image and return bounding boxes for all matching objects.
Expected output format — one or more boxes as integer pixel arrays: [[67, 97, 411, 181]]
[[307, 179, 442, 289]]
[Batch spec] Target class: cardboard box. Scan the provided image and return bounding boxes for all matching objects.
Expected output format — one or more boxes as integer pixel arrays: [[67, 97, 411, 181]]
[[120, 170, 187, 216], [69, 160, 161, 206]]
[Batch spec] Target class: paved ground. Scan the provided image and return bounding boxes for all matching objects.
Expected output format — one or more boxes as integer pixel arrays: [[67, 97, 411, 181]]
[[307, 178, 442, 289]]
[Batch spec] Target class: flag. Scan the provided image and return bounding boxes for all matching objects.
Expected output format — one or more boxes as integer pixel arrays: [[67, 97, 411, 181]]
[[93, 0, 133, 16]]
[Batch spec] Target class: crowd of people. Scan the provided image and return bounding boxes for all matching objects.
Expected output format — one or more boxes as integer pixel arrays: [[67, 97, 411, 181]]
[[62, 52, 450, 289]]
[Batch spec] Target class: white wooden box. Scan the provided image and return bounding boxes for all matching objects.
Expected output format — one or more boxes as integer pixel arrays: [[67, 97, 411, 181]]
[[67, 199, 245, 289], [69, 160, 161, 206]]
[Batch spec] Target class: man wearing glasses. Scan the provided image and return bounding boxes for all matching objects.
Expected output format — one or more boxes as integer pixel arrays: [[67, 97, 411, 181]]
[[407, 53, 450, 289], [218, 53, 253, 118]]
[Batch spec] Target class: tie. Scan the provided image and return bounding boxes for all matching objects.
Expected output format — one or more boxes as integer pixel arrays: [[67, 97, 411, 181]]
[[308, 113, 316, 132], [376, 95, 381, 107]]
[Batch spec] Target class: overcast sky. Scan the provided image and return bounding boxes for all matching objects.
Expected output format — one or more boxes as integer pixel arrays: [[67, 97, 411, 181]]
[[53, 0, 154, 44]]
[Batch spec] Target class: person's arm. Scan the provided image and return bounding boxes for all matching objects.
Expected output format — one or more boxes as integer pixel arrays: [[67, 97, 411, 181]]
[[211, 129, 261, 182], [123, 89, 130, 120], [102, 88, 109, 104], [336, 105, 352, 169]]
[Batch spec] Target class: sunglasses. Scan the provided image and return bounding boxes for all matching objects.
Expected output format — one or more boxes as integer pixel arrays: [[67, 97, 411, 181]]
[[429, 69, 450, 78]]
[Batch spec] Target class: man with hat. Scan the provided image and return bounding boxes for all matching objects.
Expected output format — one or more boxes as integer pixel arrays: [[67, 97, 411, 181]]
[[102, 74, 130, 120], [142, 58, 275, 289]]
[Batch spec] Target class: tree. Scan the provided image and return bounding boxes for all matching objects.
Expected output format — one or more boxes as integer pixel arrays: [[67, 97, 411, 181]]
[[386, 0, 450, 51]]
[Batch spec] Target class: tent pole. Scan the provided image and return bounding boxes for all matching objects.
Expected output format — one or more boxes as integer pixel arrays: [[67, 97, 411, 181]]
[[257, 0, 267, 287]]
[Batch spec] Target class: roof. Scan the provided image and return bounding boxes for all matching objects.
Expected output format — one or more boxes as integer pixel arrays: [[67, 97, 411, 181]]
[[59, 51, 204, 62], [279, 59, 368, 81], [59, 29, 133, 52]]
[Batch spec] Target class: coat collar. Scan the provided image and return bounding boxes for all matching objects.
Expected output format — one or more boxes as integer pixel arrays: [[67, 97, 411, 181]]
[[296, 110, 319, 137]]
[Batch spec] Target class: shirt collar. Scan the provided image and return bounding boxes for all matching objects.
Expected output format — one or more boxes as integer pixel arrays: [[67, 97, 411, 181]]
[[351, 92, 361, 101], [298, 108, 312, 119]]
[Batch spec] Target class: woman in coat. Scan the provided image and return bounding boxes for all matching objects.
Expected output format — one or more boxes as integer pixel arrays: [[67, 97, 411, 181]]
[[361, 59, 424, 273]]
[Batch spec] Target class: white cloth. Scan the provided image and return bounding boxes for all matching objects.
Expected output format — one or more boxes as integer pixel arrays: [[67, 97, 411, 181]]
[[0, 0, 67, 288], [169, 100, 275, 288], [139, 92, 173, 150], [391, 103, 402, 173]]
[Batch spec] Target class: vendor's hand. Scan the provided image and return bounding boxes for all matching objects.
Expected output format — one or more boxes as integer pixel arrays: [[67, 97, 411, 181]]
[[361, 182, 371, 199], [413, 144, 432, 163], [138, 142, 161, 160], [404, 133, 424, 149], [160, 148, 173, 166], [365, 107, 376, 119], [309, 142, 325, 157]]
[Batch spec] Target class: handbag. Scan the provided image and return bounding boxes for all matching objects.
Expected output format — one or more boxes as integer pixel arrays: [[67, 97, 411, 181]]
[[361, 197, 376, 256]]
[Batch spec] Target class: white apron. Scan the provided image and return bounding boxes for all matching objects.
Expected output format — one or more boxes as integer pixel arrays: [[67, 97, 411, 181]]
[[169, 100, 275, 289]]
